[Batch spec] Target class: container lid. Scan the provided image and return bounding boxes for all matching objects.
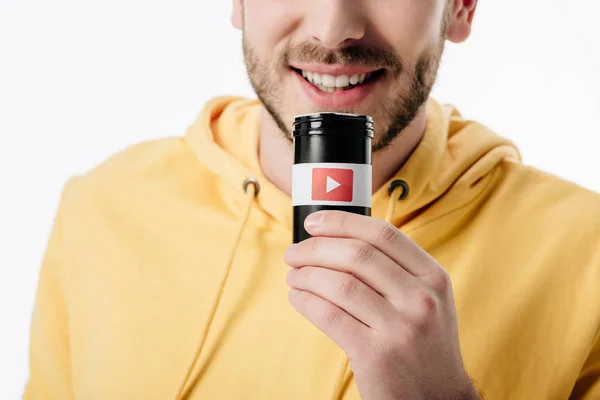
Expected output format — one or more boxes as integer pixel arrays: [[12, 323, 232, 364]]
[[292, 112, 374, 138]]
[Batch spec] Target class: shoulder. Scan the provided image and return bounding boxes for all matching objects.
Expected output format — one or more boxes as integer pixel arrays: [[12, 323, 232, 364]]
[[57, 136, 207, 222], [85, 136, 197, 184], [501, 159, 600, 212], [496, 159, 600, 245]]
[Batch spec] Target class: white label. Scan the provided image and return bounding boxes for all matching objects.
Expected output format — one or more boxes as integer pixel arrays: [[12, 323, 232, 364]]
[[292, 162, 372, 207]]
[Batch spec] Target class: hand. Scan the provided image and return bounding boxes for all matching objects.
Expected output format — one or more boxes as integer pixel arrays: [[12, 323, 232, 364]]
[[284, 210, 480, 400]]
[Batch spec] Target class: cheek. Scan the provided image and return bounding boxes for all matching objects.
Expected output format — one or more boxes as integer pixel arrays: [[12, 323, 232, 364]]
[[373, 2, 445, 59], [244, 0, 301, 54]]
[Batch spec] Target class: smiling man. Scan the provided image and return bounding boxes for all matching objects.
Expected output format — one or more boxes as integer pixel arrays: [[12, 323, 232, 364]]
[[24, 1, 600, 399]]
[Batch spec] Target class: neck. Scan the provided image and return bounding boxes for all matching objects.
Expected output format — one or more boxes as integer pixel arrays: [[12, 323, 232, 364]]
[[259, 106, 428, 196]]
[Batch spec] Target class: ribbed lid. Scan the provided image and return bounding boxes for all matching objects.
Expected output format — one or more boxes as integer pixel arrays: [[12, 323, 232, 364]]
[[292, 113, 374, 138]]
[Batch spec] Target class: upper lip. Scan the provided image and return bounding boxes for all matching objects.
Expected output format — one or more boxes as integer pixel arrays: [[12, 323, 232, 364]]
[[290, 63, 383, 76]]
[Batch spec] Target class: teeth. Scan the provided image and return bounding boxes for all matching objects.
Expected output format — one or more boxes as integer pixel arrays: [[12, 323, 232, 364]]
[[315, 84, 335, 92], [321, 74, 335, 87], [300, 69, 377, 92], [335, 75, 350, 88]]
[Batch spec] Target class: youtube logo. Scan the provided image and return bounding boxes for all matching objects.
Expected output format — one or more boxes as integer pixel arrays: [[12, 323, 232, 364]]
[[292, 162, 371, 207], [311, 168, 354, 202]]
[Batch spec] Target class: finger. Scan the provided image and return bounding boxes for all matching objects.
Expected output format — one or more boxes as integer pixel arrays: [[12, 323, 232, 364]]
[[284, 237, 419, 300], [287, 266, 396, 330], [304, 210, 438, 277], [288, 287, 371, 360]]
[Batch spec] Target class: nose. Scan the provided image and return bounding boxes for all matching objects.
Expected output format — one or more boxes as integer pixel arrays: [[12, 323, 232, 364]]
[[306, 0, 367, 49]]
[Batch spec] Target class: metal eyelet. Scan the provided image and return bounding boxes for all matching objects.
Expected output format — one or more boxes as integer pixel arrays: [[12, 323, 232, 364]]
[[388, 179, 409, 200], [243, 177, 260, 197]]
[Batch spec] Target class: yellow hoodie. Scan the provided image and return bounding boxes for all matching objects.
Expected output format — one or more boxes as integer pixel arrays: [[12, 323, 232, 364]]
[[25, 97, 600, 400]]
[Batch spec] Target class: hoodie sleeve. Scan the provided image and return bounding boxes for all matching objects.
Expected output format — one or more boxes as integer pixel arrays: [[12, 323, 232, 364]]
[[23, 179, 77, 400]]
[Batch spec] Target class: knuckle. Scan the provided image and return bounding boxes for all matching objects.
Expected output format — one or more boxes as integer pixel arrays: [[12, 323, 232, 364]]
[[323, 305, 343, 326], [411, 289, 438, 328], [338, 274, 360, 297], [329, 211, 348, 231], [416, 290, 438, 316], [372, 222, 399, 243], [354, 242, 376, 264], [428, 270, 451, 295]]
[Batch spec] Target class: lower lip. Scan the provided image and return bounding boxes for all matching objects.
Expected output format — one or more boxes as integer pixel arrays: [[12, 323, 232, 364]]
[[293, 70, 381, 109]]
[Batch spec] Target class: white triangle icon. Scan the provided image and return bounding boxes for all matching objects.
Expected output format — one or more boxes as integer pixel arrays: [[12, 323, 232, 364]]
[[326, 176, 341, 193]]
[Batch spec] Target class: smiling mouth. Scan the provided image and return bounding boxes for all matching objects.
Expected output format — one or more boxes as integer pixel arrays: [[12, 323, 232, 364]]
[[291, 68, 385, 93]]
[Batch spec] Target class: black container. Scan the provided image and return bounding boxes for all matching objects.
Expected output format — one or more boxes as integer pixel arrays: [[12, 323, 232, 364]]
[[292, 113, 373, 243]]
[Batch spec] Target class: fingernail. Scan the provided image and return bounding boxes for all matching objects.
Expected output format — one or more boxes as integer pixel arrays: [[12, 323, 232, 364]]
[[305, 212, 323, 229]]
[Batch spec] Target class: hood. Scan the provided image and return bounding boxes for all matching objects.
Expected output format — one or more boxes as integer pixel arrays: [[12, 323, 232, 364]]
[[184, 96, 521, 231]]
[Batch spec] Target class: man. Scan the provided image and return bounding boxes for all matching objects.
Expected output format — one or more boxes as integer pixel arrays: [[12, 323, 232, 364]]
[[24, 0, 600, 399]]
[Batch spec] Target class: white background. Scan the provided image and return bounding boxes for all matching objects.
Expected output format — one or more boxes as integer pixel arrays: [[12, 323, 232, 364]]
[[1, 0, 599, 397]]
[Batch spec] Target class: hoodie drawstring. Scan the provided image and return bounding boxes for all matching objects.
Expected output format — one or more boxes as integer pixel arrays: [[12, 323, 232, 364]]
[[178, 177, 408, 400], [331, 179, 409, 400], [385, 179, 409, 223], [176, 178, 259, 400]]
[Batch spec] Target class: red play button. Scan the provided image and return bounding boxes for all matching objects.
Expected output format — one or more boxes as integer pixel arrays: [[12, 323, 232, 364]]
[[312, 168, 354, 202]]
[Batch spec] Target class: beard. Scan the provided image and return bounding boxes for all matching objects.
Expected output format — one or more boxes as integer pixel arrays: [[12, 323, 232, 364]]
[[242, 18, 448, 153]]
